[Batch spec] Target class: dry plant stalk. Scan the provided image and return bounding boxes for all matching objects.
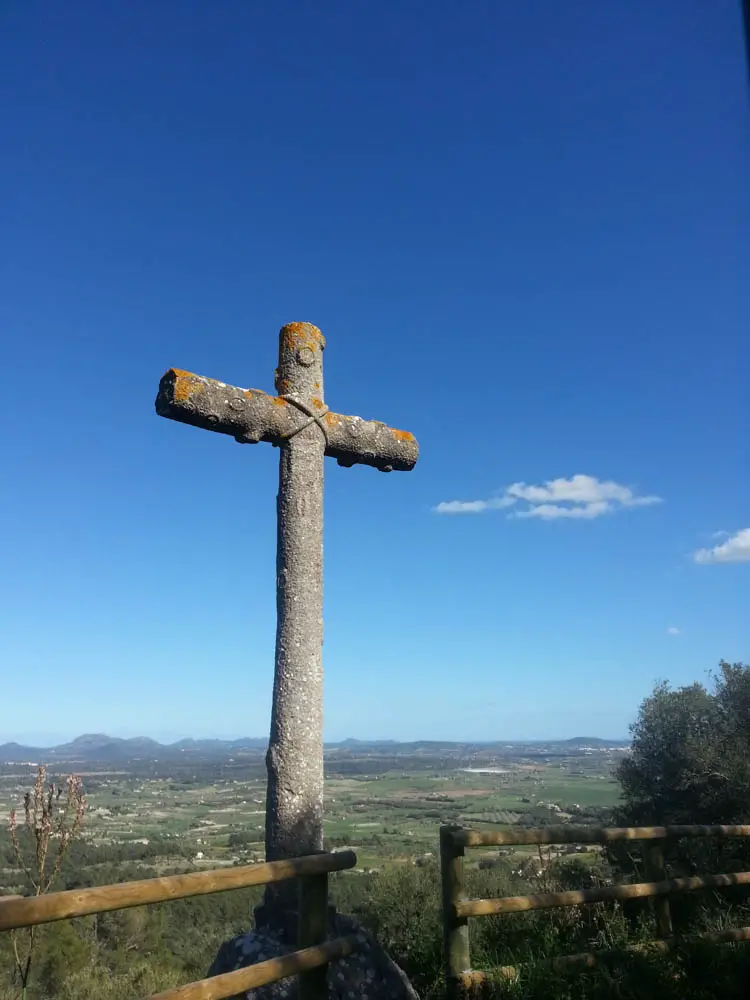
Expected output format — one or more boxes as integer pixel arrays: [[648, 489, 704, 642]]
[[7, 765, 87, 999]]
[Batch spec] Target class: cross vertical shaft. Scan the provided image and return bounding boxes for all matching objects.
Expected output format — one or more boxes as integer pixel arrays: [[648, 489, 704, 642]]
[[267, 324, 326, 865]]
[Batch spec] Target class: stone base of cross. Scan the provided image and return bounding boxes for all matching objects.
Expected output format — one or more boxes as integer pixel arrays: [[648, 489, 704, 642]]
[[156, 323, 418, 933]]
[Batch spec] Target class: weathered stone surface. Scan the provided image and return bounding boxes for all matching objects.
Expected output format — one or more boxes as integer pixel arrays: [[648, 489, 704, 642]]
[[155, 368, 418, 471], [263, 324, 327, 919], [207, 912, 420, 1000]]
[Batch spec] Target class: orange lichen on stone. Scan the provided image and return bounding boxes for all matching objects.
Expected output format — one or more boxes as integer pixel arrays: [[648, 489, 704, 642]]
[[324, 412, 340, 428], [281, 322, 325, 354], [281, 329, 298, 354], [390, 428, 415, 442], [312, 398, 324, 410], [283, 322, 309, 336], [272, 396, 289, 406], [170, 369, 200, 403]]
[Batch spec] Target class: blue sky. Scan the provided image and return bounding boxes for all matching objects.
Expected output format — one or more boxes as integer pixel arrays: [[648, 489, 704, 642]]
[[1, 1, 748, 745]]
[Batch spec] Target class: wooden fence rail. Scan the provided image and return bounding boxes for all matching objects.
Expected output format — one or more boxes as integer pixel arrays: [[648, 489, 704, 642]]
[[452, 824, 750, 848], [440, 823, 750, 996], [0, 850, 358, 1000], [456, 871, 750, 918]]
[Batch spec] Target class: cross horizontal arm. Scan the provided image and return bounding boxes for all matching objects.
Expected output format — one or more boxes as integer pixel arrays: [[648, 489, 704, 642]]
[[155, 369, 419, 472]]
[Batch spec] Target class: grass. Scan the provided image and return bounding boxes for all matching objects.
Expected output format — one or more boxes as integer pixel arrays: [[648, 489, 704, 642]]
[[334, 861, 750, 1000]]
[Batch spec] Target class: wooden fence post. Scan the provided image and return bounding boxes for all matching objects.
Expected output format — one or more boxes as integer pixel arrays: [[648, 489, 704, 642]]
[[645, 840, 673, 938], [298, 871, 330, 1000], [441, 826, 471, 1000]]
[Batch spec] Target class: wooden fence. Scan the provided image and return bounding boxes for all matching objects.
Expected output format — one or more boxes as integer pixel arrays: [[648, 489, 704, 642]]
[[440, 823, 750, 995], [0, 849, 358, 1000]]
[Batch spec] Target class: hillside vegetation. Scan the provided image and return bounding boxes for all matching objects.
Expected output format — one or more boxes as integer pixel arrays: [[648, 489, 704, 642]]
[[1, 661, 748, 999]]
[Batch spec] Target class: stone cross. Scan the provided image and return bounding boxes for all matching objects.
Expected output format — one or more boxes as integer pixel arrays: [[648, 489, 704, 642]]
[[155, 322, 418, 919]]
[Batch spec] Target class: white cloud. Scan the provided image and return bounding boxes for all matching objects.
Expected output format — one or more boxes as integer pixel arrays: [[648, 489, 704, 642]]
[[667, 627, 681, 636], [506, 475, 662, 508], [515, 500, 611, 520], [434, 474, 662, 520], [693, 528, 750, 565], [433, 496, 517, 515]]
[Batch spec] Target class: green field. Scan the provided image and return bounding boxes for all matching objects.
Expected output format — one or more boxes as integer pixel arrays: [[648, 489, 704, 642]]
[[0, 742, 624, 889]]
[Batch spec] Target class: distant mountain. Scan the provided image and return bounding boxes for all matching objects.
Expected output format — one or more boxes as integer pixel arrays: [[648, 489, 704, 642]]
[[170, 737, 267, 752], [53, 735, 163, 760], [331, 737, 627, 753], [0, 741, 45, 762], [0, 733, 627, 763], [338, 738, 399, 747], [558, 737, 626, 748], [61, 734, 161, 754], [0, 734, 266, 763]]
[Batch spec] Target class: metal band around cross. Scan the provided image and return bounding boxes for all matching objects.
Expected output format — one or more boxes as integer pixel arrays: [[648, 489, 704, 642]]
[[279, 394, 330, 444]]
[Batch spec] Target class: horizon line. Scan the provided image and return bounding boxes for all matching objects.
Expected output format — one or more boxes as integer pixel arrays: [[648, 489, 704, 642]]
[[0, 732, 631, 750]]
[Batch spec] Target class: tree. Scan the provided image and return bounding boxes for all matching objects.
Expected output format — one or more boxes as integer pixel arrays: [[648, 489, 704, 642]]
[[7, 766, 87, 999], [616, 662, 750, 827], [613, 662, 750, 902]]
